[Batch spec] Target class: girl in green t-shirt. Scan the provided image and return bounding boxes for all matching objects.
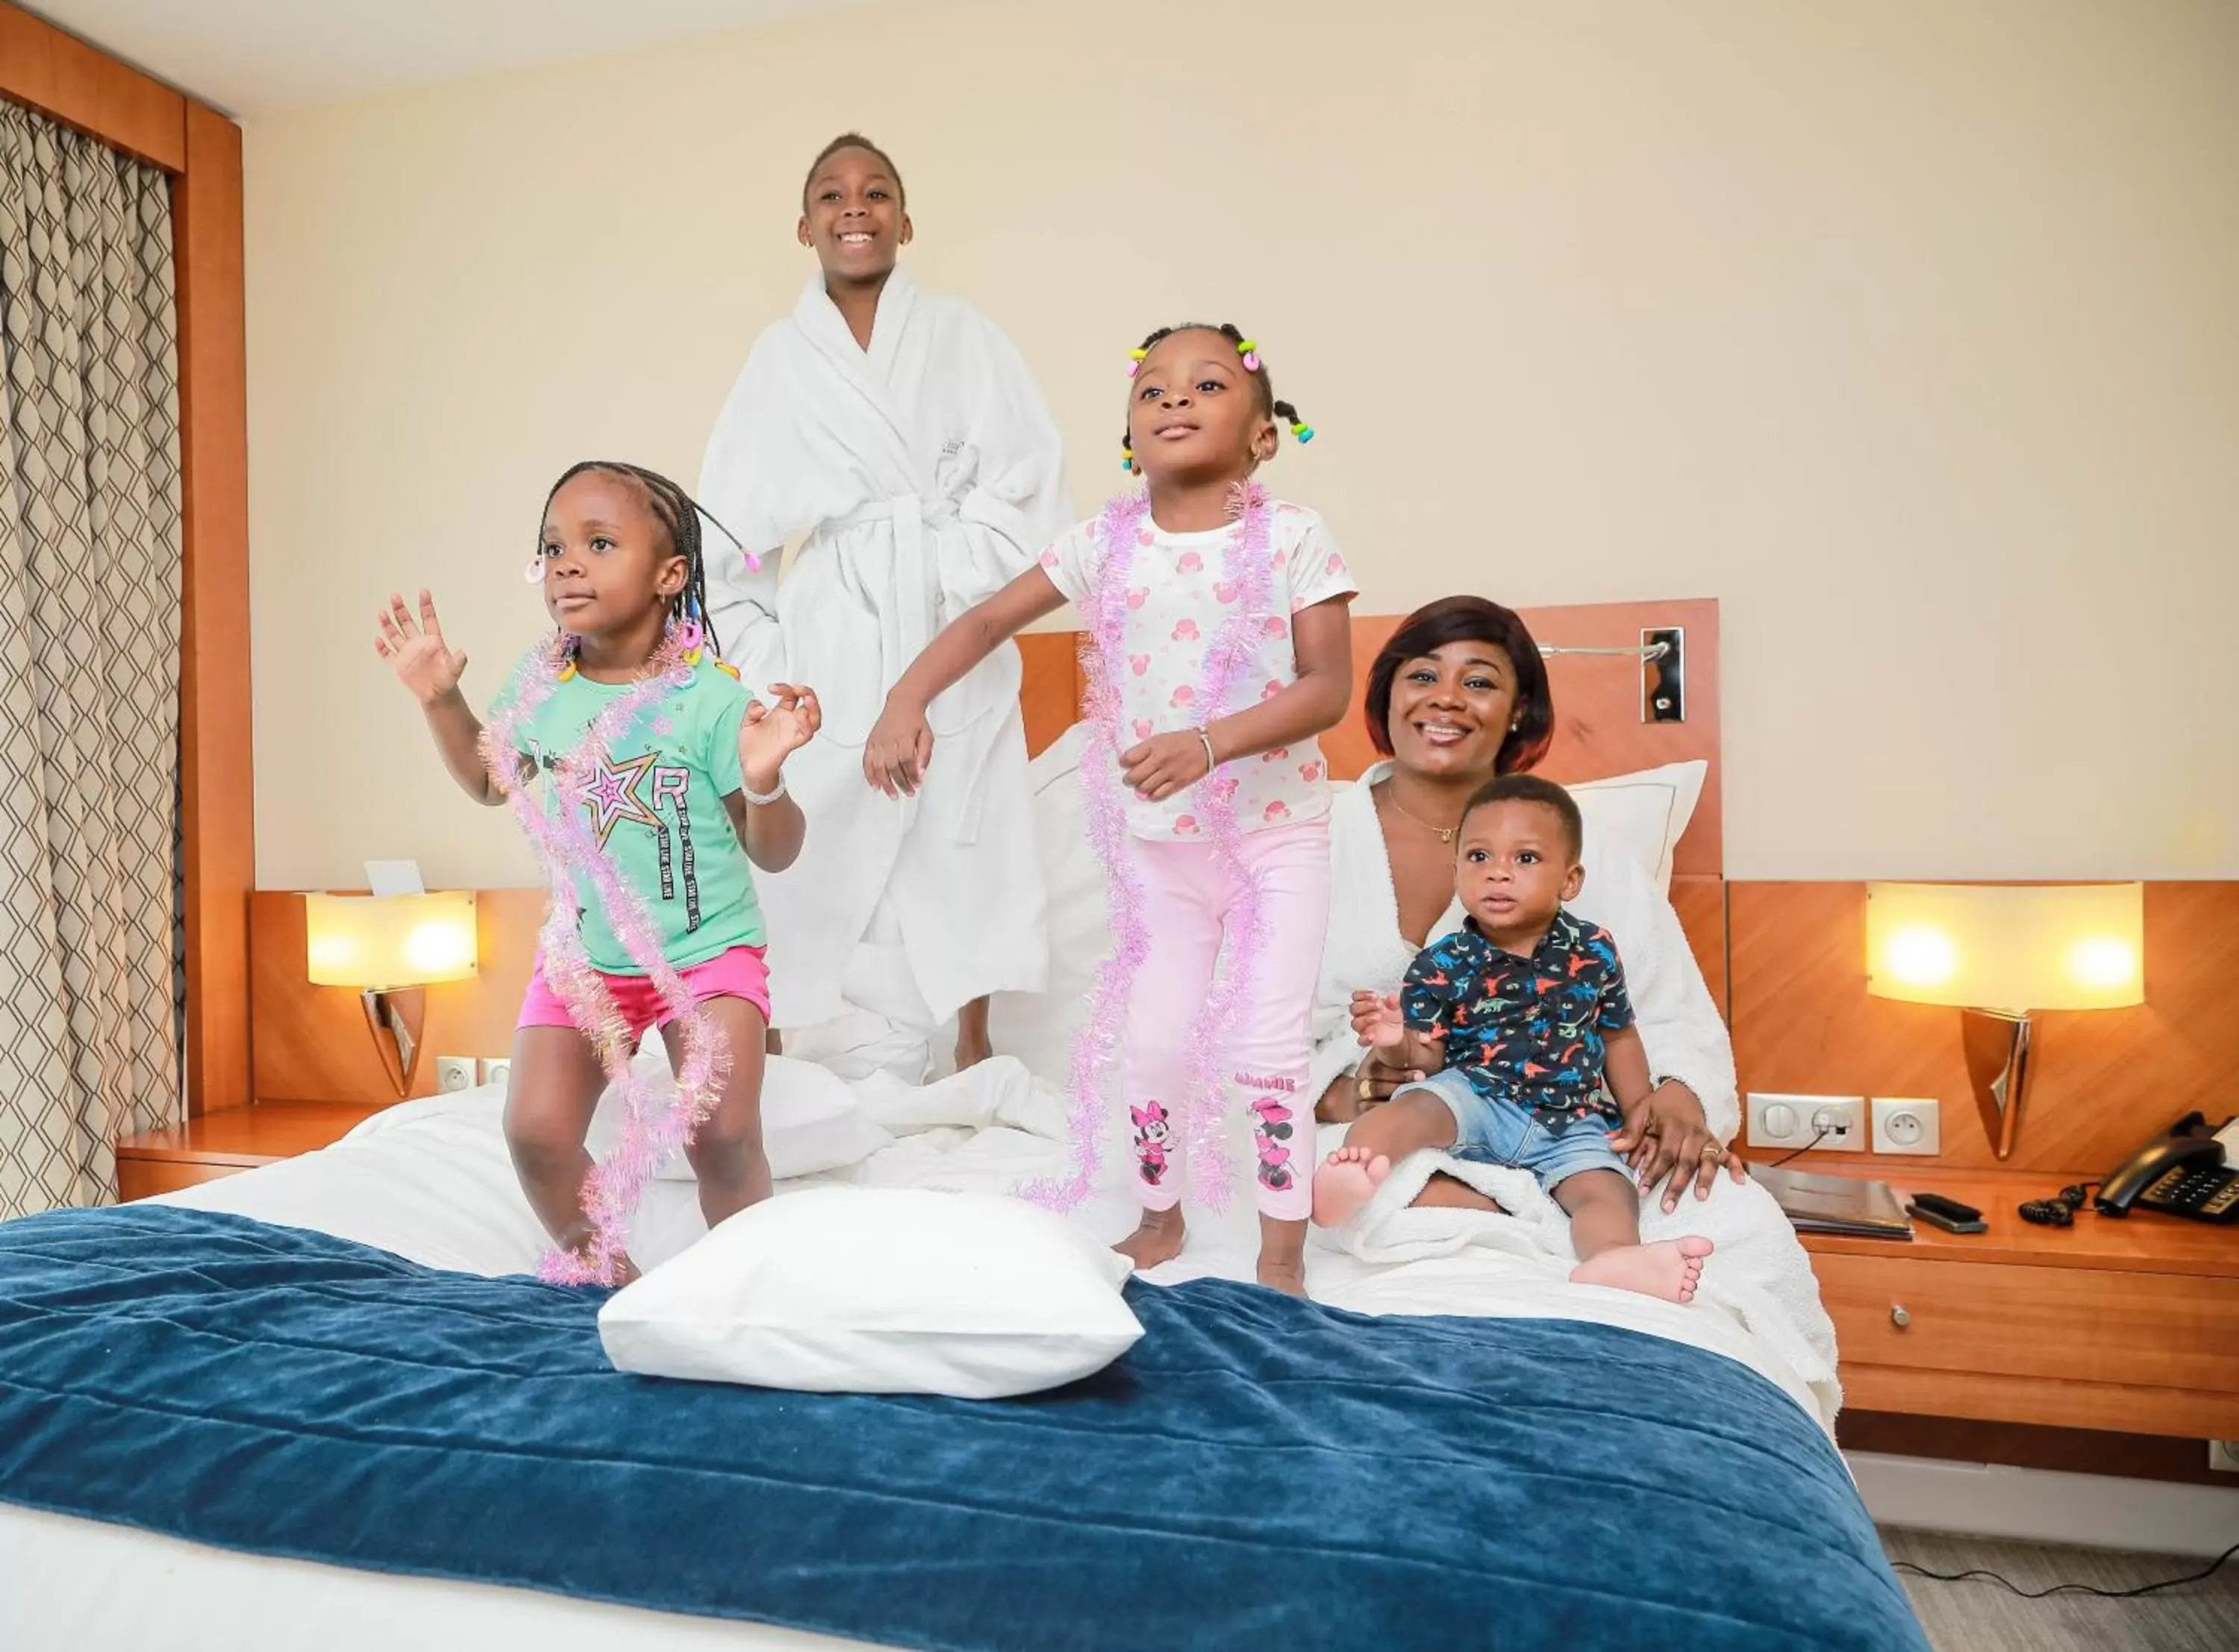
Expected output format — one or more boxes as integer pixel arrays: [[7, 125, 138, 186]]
[[375, 461, 819, 1284]]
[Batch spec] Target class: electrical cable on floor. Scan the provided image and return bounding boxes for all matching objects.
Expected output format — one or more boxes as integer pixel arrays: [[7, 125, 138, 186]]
[[1891, 1540, 2238, 1600]]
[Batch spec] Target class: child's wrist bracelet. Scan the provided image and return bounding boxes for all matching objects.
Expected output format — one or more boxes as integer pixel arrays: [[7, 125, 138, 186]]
[[1196, 728, 1219, 773], [742, 775, 788, 807]]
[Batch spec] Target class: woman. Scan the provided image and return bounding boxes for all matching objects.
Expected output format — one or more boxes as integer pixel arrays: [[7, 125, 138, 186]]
[[1310, 596, 1743, 1211], [698, 134, 1071, 1075]]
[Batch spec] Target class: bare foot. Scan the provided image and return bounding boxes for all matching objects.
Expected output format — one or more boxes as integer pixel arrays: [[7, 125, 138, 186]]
[[1311, 1144, 1391, 1227], [546, 1246, 640, 1288], [1570, 1236, 1714, 1304], [1113, 1207, 1187, 1271]]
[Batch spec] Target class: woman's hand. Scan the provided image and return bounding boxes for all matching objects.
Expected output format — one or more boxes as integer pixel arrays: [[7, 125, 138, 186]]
[[740, 683, 819, 794], [1608, 1080, 1747, 1214], [864, 695, 934, 798], [375, 590, 467, 705], [1315, 1053, 1430, 1124], [1120, 730, 1211, 802]]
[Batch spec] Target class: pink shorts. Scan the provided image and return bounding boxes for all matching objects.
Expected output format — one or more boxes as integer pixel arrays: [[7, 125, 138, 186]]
[[516, 945, 772, 1040]]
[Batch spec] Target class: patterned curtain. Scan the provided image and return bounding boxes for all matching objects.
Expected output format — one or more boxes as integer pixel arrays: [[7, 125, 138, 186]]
[[0, 99, 184, 1218]]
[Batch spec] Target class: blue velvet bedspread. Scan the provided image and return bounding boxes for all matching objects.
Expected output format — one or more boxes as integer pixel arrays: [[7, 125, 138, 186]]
[[0, 1207, 1923, 1651]]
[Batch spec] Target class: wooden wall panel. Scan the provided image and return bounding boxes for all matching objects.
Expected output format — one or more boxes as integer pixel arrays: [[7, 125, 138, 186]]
[[1017, 631, 1082, 758], [252, 891, 545, 1105], [176, 103, 252, 1116], [1728, 880, 2239, 1176], [0, 1, 186, 172]]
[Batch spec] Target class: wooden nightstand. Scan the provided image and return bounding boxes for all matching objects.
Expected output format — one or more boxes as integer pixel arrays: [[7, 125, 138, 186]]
[[1798, 1168, 2239, 1439], [116, 1102, 396, 1201]]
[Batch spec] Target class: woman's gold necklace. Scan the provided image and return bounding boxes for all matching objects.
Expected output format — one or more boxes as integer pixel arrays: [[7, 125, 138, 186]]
[[1380, 780, 1465, 845]]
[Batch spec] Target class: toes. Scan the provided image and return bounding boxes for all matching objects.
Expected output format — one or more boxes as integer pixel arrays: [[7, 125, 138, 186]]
[[1367, 1153, 1392, 1181], [1679, 1235, 1715, 1258]]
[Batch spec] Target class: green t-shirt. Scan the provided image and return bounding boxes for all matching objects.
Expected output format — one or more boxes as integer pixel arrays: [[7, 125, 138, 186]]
[[492, 660, 764, 974]]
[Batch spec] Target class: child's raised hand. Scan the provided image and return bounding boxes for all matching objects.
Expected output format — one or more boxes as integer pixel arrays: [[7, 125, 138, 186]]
[[1120, 730, 1212, 802], [1350, 990, 1406, 1051], [864, 695, 934, 798], [740, 683, 819, 793], [375, 590, 468, 705]]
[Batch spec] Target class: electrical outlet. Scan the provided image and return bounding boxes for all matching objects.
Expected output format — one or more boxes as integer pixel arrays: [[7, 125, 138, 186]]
[[1871, 1097, 1942, 1156], [479, 1057, 513, 1089], [1747, 1093, 1866, 1153], [2211, 1440, 2239, 1474], [434, 1056, 477, 1094]]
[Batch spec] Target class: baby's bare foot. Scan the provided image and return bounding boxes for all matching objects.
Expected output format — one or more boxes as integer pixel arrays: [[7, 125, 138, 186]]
[[1311, 1145, 1391, 1228], [1113, 1207, 1187, 1271], [1570, 1235, 1714, 1304]]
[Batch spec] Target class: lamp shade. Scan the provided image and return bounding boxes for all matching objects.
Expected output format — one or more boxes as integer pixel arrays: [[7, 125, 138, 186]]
[[1865, 883, 2143, 1013], [305, 892, 479, 989]]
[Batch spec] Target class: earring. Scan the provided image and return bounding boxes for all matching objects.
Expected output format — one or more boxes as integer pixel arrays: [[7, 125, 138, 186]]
[[522, 555, 545, 583]]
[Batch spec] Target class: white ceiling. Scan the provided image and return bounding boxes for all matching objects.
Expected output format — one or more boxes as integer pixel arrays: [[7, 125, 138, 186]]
[[22, 0, 899, 116]]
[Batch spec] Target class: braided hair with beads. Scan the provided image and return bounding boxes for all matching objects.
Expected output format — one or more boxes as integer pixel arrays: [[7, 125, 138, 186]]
[[536, 460, 743, 657], [1120, 321, 1315, 473]]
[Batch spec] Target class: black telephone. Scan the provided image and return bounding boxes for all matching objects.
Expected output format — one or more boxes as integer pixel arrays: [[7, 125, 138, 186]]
[[2095, 1113, 2239, 1222]]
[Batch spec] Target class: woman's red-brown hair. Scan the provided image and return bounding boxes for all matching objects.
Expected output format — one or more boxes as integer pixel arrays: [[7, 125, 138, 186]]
[[1363, 596, 1555, 775]]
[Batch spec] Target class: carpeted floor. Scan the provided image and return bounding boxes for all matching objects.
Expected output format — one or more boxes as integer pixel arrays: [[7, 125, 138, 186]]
[[1881, 1529, 2239, 1652]]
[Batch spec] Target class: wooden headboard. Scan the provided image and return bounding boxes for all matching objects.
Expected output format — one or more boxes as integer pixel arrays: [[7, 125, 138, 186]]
[[1019, 598, 1722, 878]]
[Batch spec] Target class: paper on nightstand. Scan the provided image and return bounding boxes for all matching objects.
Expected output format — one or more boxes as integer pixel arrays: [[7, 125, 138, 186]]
[[1749, 1164, 1914, 1239]]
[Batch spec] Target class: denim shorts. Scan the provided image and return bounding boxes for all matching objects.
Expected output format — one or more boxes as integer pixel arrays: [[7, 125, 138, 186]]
[[1398, 1067, 1632, 1194]]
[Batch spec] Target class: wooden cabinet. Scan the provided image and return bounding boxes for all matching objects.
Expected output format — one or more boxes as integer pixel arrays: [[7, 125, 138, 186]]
[[116, 1102, 395, 1201], [1800, 1172, 2239, 1438]]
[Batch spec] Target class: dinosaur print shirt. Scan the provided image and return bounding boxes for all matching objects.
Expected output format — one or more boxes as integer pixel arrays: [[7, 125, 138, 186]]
[[1401, 910, 1635, 1125]]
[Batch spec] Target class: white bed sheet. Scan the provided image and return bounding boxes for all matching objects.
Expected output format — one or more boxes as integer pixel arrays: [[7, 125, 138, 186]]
[[10, 1070, 1840, 1651]]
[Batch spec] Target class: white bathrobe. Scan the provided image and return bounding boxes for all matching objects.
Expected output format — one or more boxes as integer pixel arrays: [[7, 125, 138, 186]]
[[698, 270, 1072, 1034], [1308, 763, 1740, 1138]]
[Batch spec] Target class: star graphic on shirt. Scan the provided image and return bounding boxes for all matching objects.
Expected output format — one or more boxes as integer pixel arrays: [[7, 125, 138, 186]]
[[581, 751, 663, 846]]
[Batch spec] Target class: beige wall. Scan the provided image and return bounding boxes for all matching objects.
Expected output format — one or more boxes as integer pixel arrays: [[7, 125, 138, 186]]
[[245, 0, 2239, 889]]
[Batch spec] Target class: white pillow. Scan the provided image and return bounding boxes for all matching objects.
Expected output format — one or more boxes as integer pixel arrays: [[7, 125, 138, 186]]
[[599, 1186, 1143, 1397], [1569, 759, 1706, 896], [586, 1048, 893, 1183]]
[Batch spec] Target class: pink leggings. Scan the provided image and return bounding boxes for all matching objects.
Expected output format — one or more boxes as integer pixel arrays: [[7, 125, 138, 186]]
[[1123, 817, 1331, 1221]]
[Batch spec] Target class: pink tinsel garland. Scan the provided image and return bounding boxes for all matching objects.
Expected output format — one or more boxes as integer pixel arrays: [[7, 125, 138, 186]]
[[481, 631, 731, 1284], [1027, 484, 1278, 1213]]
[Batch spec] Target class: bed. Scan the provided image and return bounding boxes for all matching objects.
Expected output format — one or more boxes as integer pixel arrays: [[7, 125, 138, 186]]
[[0, 602, 1926, 1651]]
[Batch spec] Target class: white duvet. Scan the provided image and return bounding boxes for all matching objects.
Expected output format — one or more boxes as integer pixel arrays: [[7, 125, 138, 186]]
[[151, 1060, 1839, 1427]]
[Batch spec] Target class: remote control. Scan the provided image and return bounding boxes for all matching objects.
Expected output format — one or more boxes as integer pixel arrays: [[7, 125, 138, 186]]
[[1907, 1200, 1987, 1234]]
